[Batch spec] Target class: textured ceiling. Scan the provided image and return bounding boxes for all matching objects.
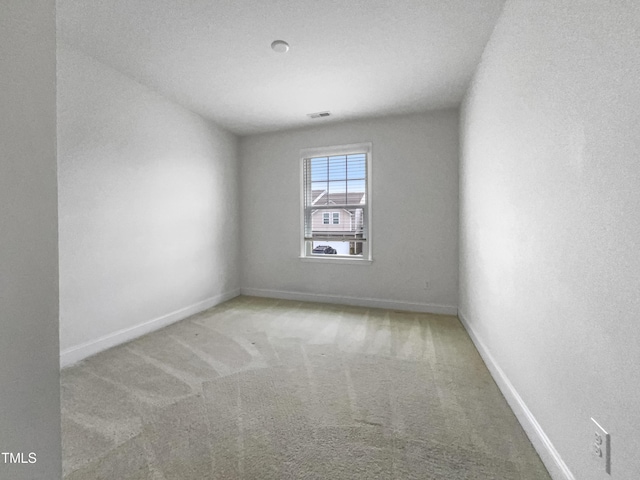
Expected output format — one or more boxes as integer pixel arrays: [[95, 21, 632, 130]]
[[58, 0, 505, 135]]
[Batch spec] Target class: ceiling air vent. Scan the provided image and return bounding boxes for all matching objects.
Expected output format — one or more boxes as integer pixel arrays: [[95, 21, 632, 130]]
[[307, 111, 331, 119]]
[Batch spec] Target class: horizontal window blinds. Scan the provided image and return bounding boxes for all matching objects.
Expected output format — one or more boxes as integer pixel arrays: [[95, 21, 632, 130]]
[[303, 153, 367, 242]]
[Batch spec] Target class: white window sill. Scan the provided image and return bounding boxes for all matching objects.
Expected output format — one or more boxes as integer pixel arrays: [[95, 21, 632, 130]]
[[299, 255, 373, 265]]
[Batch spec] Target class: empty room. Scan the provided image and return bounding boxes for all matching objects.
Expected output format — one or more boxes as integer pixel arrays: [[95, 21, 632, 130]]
[[1, 1, 639, 479]]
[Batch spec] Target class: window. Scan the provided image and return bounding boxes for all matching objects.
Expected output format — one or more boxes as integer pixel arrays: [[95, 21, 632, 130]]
[[300, 143, 372, 261], [323, 212, 339, 225]]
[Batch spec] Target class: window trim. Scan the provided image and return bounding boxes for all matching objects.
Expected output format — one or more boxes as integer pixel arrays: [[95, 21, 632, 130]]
[[299, 142, 372, 263]]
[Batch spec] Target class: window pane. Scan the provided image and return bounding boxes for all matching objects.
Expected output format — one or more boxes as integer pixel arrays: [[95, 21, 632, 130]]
[[347, 154, 366, 179], [311, 182, 328, 205], [308, 154, 366, 207], [310, 157, 328, 182], [346, 178, 365, 193], [311, 207, 364, 239], [346, 179, 366, 205], [327, 155, 347, 181], [349, 208, 364, 233], [327, 181, 347, 205], [311, 241, 364, 256]]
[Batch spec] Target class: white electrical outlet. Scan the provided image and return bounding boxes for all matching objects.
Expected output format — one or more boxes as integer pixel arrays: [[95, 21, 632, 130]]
[[591, 418, 611, 474]]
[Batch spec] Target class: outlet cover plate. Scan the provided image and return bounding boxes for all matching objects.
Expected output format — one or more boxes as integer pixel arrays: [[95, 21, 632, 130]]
[[591, 417, 611, 474]]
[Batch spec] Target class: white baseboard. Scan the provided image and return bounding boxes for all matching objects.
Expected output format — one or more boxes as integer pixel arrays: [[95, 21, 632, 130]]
[[60, 288, 240, 368], [240, 287, 458, 315], [457, 310, 575, 480]]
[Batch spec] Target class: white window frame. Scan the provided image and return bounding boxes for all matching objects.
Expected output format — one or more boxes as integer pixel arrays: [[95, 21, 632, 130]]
[[299, 142, 372, 264], [332, 212, 340, 224], [323, 212, 330, 225]]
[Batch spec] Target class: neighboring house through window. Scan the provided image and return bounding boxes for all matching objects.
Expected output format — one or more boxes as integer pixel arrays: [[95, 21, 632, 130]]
[[323, 212, 340, 225], [300, 143, 372, 260]]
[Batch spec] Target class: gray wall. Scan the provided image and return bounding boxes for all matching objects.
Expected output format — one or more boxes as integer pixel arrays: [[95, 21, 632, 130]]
[[58, 44, 240, 364], [240, 111, 459, 313], [0, 1, 61, 478], [460, 1, 640, 478]]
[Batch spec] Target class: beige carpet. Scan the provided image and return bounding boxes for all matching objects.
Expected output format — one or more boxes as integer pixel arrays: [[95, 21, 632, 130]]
[[61, 296, 551, 479]]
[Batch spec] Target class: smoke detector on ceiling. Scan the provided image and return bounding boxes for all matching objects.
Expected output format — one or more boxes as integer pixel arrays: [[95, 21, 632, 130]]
[[307, 111, 331, 119], [271, 40, 290, 53]]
